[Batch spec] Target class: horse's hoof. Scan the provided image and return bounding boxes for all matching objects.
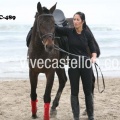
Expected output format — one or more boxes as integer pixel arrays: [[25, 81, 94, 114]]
[[32, 114, 38, 119], [50, 108, 57, 116], [82, 109, 87, 116]]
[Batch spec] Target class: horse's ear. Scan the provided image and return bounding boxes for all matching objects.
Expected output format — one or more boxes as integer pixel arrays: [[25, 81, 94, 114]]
[[49, 2, 57, 14], [37, 2, 43, 14]]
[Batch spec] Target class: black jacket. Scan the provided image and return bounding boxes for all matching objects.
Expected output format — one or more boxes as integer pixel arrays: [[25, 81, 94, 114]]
[[55, 27, 96, 58]]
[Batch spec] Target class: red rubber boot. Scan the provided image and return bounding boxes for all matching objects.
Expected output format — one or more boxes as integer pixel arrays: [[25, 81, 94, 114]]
[[44, 103, 50, 120], [31, 99, 38, 118]]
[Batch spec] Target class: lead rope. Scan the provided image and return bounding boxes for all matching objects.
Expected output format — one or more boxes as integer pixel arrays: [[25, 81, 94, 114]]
[[94, 63, 105, 93], [54, 44, 88, 58], [54, 44, 105, 93]]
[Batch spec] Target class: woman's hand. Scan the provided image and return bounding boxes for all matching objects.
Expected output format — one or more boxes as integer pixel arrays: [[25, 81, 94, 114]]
[[91, 57, 96, 63], [91, 53, 97, 63]]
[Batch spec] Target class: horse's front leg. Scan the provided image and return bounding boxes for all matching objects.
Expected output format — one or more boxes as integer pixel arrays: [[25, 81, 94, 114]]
[[44, 69, 55, 120], [29, 69, 39, 119], [51, 68, 67, 115]]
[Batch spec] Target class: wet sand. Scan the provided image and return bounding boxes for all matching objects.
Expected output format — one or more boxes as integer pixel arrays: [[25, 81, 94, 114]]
[[0, 77, 120, 120]]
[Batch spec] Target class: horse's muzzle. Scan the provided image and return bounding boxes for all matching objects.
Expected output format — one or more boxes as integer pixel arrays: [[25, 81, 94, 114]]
[[45, 44, 54, 52]]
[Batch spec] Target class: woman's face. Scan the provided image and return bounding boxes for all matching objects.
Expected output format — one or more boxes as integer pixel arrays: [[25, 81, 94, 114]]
[[73, 14, 84, 29]]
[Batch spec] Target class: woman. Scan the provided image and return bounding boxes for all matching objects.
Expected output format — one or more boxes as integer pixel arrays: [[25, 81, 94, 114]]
[[55, 12, 96, 120]]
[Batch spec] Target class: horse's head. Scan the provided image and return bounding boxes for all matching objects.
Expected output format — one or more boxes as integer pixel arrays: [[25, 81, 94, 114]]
[[36, 2, 57, 52]]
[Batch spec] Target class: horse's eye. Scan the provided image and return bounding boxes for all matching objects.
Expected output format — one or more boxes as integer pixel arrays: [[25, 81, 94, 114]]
[[49, 35, 52, 38]]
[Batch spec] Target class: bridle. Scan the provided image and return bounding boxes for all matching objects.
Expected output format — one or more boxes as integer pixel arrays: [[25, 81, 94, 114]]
[[37, 14, 55, 41]]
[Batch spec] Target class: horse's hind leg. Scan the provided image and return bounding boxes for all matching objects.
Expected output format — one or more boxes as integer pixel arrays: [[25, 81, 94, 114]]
[[51, 68, 67, 115], [29, 69, 38, 119], [44, 70, 55, 120]]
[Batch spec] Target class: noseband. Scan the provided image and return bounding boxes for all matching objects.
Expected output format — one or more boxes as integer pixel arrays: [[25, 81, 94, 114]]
[[37, 14, 55, 40]]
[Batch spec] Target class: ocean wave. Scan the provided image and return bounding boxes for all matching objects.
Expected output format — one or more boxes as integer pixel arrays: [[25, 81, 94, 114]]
[[99, 44, 120, 48], [2, 70, 28, 73], [0, 56, 120, 64], [0, 24, 31, 32], [93, 68, 120, 72], [96, 36, 120, 40], [0, 46, 27, 51], [90, 24, 120, 31], [99, 55, 120, 59], [0, 57, 27, 63], [100, 51, 120, 56], [0, 23, 120, 32]]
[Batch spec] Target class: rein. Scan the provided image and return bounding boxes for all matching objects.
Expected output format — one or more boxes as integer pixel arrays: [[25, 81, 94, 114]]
[[94, 63, 105, 93], [54, 44, 105, 93]]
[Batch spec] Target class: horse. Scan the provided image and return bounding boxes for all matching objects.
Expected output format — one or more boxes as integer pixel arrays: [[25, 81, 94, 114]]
[[27, 2, 67, 119]]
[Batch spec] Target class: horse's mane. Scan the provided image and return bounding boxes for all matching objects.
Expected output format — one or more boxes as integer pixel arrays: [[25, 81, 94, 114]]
[[31, 12, 39, 44], [42, 7, 50, 14], [34, 12, 39, 18], [34, 7, 50, 19]]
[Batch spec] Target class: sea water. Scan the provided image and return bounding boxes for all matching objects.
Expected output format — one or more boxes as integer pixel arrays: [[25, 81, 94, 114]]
[[0, 23, 120, 80]]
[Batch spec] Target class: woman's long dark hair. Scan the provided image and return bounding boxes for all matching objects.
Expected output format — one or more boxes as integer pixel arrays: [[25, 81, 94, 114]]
[[74, 12, 101, 57], [74, 12, 87, 29]]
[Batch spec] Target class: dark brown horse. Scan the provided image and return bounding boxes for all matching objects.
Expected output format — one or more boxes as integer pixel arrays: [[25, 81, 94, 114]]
[[27, 2, 67, 119]]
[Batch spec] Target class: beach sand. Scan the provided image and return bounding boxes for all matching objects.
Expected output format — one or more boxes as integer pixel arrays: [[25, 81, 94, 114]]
[[0, 77, 120, 120]]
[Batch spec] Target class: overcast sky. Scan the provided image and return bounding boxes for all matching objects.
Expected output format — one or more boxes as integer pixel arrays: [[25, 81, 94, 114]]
[[0, 0, 120, 25]]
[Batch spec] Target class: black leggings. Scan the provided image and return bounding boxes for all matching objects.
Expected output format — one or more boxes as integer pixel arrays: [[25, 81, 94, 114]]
[[68, 60, 92, 97]]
